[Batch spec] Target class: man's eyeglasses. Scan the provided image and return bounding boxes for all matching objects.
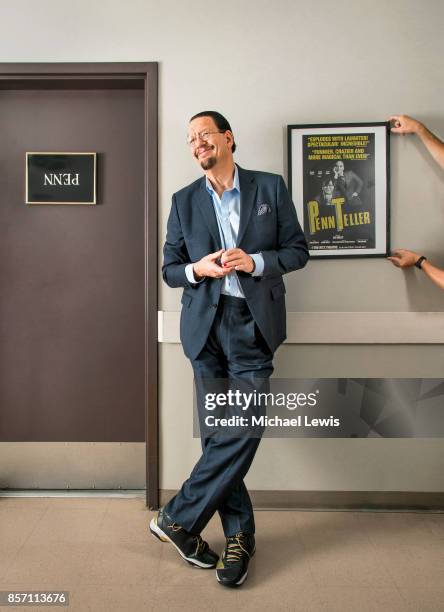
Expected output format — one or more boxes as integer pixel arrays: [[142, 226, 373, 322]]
[[186, 130, 225, 147]]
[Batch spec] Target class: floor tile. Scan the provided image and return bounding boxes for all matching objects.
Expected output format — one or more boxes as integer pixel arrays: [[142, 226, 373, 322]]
[[78, 541, 160, 587], [236, 582, 322, 611], [303, 538, 393, 588], [95, 506, 152, 544], [422, 514, 444, 539], [24, 507, 106, 546], [3, 542, 92, 587], [356, 512, 438, 548], [153, 584, 236, 611], [1, 500, 444, 611], [69, 583, 157, 612], [372, 542, 444, 589], [317, 586, 406, 612], [398, 587, 444, 612]]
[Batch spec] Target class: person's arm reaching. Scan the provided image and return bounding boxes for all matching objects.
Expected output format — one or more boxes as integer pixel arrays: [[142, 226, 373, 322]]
[[390, 115, 444, 171], [421, 260, 444, 290], [388, 249, 444, 290]]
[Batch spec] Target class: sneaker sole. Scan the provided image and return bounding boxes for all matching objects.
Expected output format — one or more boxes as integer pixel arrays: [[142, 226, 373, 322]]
[[216, 569, 248, 587], [149, 517, 216, 569]]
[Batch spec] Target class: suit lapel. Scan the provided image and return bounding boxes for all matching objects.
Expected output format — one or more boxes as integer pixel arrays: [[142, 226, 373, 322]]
[[236, 166, 257, 247], [195, 179, 222, 248]]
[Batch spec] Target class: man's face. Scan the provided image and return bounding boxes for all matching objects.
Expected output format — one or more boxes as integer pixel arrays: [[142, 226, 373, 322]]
[[323, 180, 335, 196], [334, 161, 344, 174], [187, 116, 233, 171]]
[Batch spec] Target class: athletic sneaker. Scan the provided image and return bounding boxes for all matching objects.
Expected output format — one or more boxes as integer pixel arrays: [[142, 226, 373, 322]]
[[216, 532, 255, 587], [149, 508, 218, 569]]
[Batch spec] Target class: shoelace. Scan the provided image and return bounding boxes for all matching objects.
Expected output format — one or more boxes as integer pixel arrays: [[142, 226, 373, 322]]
[[167, 522, 183, 532], [193, 534, 207, 556], [168, 522, 207, 556], [225, 533, 250, 564]]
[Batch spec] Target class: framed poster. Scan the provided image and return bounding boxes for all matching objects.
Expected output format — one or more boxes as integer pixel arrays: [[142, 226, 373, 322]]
[[288, 123, 390, 258], [26, 152, 97, 205]]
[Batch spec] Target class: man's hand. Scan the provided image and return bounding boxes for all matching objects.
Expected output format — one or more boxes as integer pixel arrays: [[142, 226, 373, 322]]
[[193, 249, 231, 280], [221, 248, 255, 273], [389, 115, 424, 135], [387, 249, 420, 268]]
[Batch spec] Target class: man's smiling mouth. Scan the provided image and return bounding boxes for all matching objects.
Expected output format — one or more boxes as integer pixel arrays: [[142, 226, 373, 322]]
[[197, 146, 213, 158]]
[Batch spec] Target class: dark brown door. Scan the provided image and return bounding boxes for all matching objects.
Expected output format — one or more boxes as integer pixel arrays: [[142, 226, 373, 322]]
[[0, 83, 146, 443]]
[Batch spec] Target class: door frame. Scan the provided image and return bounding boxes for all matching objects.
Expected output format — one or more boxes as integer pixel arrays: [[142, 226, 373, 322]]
[[0, 62, 159, 508]]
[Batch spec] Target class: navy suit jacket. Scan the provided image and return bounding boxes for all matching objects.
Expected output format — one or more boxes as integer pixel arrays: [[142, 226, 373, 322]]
[[162, 165, 309, 360]]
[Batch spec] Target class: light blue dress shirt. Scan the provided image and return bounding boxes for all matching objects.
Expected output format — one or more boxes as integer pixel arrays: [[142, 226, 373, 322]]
[[185, 165, 264, 296]]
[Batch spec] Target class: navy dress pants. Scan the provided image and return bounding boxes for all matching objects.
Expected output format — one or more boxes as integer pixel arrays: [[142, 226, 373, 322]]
[[164, 295, 274, 537]]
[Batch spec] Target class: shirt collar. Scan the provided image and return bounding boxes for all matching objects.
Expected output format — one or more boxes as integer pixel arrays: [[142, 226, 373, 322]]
[[205, 164, 239, 195]]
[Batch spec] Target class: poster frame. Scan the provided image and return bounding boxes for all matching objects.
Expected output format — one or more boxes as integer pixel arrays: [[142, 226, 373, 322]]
[[287, 122, 390, 259]]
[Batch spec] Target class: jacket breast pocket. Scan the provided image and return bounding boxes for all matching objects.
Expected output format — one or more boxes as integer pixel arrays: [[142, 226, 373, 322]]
[[181, 293, 192, 308], [270, 282, 286, 301]]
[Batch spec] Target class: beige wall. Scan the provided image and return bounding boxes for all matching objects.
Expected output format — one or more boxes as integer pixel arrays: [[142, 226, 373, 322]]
[[160, 344, 444, 492], [1, 0, 443, 491]]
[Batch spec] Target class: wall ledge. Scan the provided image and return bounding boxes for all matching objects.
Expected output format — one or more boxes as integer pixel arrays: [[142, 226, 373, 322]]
[[158, 311, 444, 344]]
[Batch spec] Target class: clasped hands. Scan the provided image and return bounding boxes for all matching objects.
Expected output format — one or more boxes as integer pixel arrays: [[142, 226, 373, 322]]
[[193, 248, 254, 280]]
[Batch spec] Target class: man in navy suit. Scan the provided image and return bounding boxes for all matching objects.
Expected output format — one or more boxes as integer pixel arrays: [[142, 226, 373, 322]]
[[150, 111, 309, 588]]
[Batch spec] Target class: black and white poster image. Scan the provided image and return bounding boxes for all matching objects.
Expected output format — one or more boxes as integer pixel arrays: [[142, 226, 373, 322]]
[[288, 123, 390, 258]]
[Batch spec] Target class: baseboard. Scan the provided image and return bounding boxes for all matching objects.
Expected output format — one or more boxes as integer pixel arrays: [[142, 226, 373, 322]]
[[159, 489, 444, 511]]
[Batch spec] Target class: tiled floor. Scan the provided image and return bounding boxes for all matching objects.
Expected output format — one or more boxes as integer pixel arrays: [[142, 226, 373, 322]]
[[1, 498, 444, 611]]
